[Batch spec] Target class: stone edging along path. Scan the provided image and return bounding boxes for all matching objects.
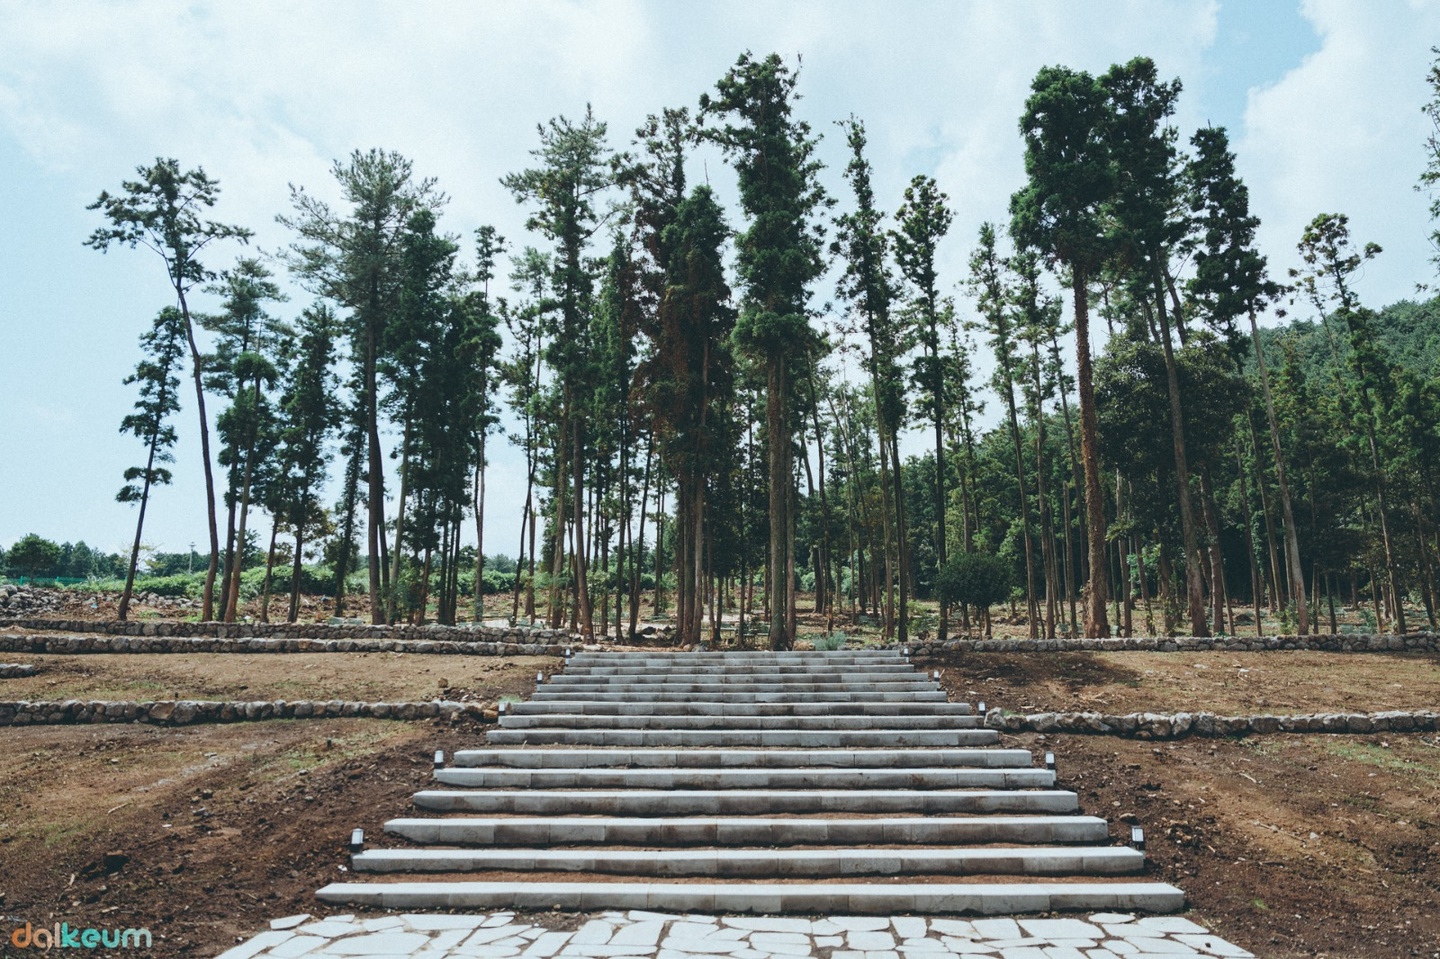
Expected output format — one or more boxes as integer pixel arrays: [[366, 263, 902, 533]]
[[984, 708, 1440, 738], [903, 631, 1439, 657], [0, 634, 573, 657], [0, 698, 497, 726], [0, 663, 37, 677], [3, 617, 583, 644]]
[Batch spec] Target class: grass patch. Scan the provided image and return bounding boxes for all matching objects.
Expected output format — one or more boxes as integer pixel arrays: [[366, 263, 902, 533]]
[[1322, 741, 1440, 777]]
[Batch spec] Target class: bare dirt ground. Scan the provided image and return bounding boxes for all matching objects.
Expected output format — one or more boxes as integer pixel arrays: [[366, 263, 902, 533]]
[[0, 653, 558, 704], [932, 649, 1440, 715], [2, 641, 1439, 958]]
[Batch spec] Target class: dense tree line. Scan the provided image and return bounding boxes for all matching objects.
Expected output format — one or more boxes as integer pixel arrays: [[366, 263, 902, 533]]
[[70, 51, 1440, 639]]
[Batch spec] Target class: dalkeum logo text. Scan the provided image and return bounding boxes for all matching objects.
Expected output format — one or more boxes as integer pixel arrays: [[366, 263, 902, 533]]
[[8, 922, 152, 950]]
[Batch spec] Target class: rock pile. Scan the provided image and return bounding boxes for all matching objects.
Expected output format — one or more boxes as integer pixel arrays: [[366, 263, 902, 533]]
[[0, 585, 63, 617], [0, 663, 38, 678]]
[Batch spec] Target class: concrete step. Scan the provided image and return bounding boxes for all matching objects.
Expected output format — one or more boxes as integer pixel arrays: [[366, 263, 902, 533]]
[[350, 846, 1144, 877], [450, 747, 1033, 769], [534, 682, 941, 695], [528, 689, 950, 703], [509, 700, 973, 716], [546, 672, 929, 686], [496, 714, 983, 731], [431, 767, 1055, 790], [315, 880, 1187, 915], [411, 788, 1079, 815], [482, 728, 1001, 748], [561, 663, 919, 676], [385, 814, 1112, 846], [564, 650, 898, 656]]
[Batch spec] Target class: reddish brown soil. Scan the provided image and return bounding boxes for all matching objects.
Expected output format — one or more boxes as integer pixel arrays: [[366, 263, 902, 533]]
[[1, 647, 1437, 958]]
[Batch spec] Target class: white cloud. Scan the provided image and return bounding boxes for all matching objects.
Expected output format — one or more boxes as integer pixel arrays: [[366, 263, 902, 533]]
[[1239, 0, 1440, 313], [5, 0, 1433, 552]]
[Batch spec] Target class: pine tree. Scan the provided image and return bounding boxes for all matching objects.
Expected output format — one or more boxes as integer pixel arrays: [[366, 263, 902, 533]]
[[116, 307, 187, 620], [87, 158, 253, 620]]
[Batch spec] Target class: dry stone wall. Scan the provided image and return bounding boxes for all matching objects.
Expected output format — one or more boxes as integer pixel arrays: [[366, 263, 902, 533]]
[[984, 708, 1440, 739], [902, 632, 1439, 657], [0, 663, 37, 678], [0, 698, 496, 726]]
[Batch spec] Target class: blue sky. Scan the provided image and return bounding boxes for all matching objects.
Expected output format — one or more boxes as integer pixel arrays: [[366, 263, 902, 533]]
[[1, 0, 1436, 558]]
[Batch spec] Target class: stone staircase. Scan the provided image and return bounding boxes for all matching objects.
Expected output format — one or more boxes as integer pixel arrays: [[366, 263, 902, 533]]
[[317, 649, 1184, 914]]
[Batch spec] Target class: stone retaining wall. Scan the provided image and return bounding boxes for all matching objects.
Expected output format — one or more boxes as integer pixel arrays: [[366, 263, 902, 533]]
[[0, 698, 496, 726], [5, 616, 583, 644], [0, 663, 37, 678], [984, 708, 1440, 739], [0, 634, 573, 657], [903, 631, 1439, 657]]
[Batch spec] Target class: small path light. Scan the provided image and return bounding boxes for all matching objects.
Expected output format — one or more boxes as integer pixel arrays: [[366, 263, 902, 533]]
[[1131, 825, 1146, 852], [932, 670, 941, 681], [349, 828, 364, 854], [537, 671, 545, 683], [499, 701, 507, 714], [1044, 751, 1056, 771], [434, 750, 446, 769], [977, 700, 987, 715]]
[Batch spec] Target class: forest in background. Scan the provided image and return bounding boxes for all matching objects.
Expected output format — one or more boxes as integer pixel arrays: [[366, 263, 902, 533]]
[[20, 50, 1440, 646]]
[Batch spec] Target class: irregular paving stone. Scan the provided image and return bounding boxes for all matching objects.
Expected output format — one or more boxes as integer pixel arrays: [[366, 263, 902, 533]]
[[1017, 920, 1102, 940], [1133, 918, 1207, 935], [846, 931, 897, 950], [319, 931, 430, 955], [271, 915, 313, 931]]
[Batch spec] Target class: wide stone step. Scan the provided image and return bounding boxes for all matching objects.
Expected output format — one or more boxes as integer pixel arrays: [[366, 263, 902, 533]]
[[315, 880, 1187, 915], [496, 714, 983, 731], [432, 766, 1054, 790], [546, 672, 929, 686], [411, 788, 1079, 815], [567, 652, 904, 663], [449, 747, 1033, 769], [385, 815, 1111, 846], [534, 682, 941, 695], [509, 700, 973, 716], [562, 663, 919, 676], [482, 728, 1001, 748], [528, 689, 950, 703], [350, 846, 1144, 877]]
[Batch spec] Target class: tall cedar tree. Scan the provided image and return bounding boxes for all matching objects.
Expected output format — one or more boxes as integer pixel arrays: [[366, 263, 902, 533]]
[[275, 304, 340, 623], [1185, 126, 1306, 632], [116, 307, 187, 620], [1101, 57, 1209, 636], [1010, 66, 1116, 637], [969, 223, 1041, 637], [1292, 214, 1406, 632], [832, 117, 908, 642], [502, 109, 613, 637], [894, 174, 955, 641], [205, 258, 288, 621], [701, 52, 830, 650], [639, 185, 736, 644], [86, 158, 253, 621], [281, 149, 442, 624]]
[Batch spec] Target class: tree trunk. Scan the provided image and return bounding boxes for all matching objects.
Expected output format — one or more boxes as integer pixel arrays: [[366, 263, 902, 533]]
[[1248, 310, 1309, 633], [177, 287, 222, 623], [1072, 271, 1109, 637], [766, 356, 792, 650], [1154, 279, 1208, 636]]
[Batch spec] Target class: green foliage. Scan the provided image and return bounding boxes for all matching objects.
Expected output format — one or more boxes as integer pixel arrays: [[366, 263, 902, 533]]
[[6, 534, 63, 579], [936, 552, 1014, 613]]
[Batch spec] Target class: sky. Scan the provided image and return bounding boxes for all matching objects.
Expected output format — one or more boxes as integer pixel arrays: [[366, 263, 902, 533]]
[[2, 0, 1438, 560]]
